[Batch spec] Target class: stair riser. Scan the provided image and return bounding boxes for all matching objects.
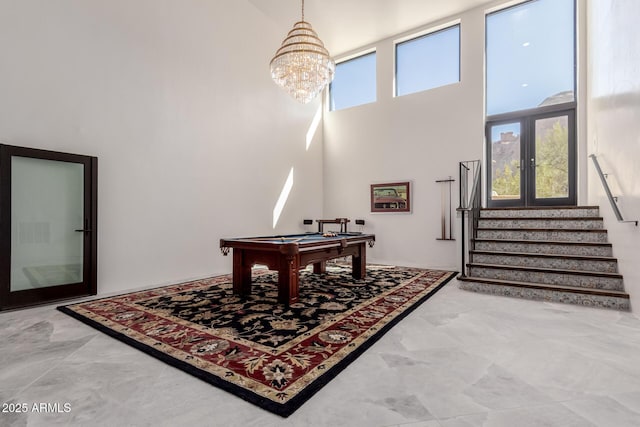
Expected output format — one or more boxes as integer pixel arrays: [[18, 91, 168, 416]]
[[478, 218, 603, 229], [471, 254, 618, 273], [476, 229, 608, 242], [468, 266, 624, 291], [480, 208, 599, 218], [474, 241, 613, 257], [459, 281, 629, 311]]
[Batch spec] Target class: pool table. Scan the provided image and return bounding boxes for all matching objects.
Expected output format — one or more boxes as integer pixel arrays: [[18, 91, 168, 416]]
[[220, 232, 375, 305]]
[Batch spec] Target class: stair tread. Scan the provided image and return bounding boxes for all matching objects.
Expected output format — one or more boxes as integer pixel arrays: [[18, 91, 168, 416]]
[[480, 216, 603, 220], [458, 276, 630, 298], [477, 227, 607, 232], [473, 238, 612, 247], [470, 250, 617, 262], [481, 206, 599, 210], [467, 262, 623, 278]]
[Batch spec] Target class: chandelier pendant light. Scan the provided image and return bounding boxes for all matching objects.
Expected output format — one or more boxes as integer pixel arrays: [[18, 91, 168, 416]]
[[270, 0, 335, 104]]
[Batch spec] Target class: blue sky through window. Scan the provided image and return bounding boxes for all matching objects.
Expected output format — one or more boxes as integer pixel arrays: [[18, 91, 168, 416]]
[[330, 0, 574, 118], [329, 52, 376, 111], [396, 25, 460, 96], [486, 0, 575, 116]]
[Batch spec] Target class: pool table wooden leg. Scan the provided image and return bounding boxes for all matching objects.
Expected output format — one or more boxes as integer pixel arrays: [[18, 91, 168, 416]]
[[313, 261, 326, 274], [278, 255, 300, 305], [233, 249, 252, 296], [351, 243, 366, 279]]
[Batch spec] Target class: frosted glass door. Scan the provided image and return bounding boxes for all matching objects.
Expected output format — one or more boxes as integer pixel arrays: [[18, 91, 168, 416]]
[[10, 156, 84, 291], [1, 144, 97, 311]]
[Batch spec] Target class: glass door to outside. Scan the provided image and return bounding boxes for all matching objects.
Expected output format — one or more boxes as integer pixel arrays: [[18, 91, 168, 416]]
[[0, 145, 97, 310], [487, 110, 575, 207]]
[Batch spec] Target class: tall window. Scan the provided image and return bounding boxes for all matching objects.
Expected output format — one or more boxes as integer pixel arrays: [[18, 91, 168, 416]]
[[486, 0, 575, 115], [395, 25, 460, 97], [329, 51, 376, 111], [485, 0, 576, 208]]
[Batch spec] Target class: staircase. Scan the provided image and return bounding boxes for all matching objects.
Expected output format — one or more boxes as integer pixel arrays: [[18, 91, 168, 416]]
[[458, 206, 630, 310]]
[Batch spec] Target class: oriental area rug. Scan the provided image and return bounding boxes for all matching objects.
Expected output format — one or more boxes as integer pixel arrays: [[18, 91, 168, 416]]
[[58, 265, 456, 417]]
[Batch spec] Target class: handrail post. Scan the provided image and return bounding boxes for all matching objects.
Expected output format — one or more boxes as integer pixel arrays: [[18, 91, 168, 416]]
[[458, 160, 481, 277], [459, 162, 466, 276], [589, 154, 638, 226]]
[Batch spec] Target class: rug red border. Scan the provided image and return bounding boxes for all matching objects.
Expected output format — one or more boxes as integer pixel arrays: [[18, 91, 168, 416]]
[[58, 267, 457, 417]]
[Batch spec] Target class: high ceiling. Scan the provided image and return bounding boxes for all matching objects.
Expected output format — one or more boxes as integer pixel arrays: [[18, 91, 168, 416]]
[[249, 0, 498, 56]]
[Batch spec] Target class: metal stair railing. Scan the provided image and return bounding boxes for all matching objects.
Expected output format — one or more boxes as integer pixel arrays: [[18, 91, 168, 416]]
[[457, 160, 481, 277], [589, 154, 638, 226]]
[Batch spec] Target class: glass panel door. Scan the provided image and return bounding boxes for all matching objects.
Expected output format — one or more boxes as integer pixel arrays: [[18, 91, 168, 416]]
[[487, 110, 575, 207], [488, 121, 523, 206], [531, 113, 574, 204], [1, 145, 97, 310], [10, 156, 84, 291]]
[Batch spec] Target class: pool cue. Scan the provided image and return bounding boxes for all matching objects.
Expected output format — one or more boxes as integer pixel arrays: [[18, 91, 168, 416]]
[[449, 177, 453, 239], [441, 181, 446, 239]]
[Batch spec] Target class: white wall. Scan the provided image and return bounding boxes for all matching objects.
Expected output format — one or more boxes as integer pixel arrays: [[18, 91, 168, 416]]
[[586, 0, 640, 311], [0, 0, 325, 294], [323, 9, 486, 270]]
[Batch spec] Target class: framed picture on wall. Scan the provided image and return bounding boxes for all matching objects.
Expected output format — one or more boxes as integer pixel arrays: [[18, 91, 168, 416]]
[[370, 181, 411, 213]]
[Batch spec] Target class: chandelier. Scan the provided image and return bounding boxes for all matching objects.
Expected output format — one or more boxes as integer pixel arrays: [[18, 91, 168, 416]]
[[269, 0, 335, 104]]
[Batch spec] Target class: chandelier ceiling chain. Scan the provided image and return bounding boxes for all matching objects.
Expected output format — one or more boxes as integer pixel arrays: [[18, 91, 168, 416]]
[[269, 0, 335, 104]]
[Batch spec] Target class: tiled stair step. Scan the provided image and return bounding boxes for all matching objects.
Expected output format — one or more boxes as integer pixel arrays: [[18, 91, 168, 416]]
[[457, 276, 630, 311], [480, 206, 600, 218], [473, 239, 613, 257], [478, 217, 603, 229], [467, 263, 624, 291], [470, 250, 618, 273], [476, 228, 608, 243]]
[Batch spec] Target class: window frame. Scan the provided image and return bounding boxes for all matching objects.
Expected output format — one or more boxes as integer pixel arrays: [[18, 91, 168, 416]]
[[394, 23, 461, 98], [328, 49, 377, 112], [485, 0, 577, 117], [484, 0, 577, 207]]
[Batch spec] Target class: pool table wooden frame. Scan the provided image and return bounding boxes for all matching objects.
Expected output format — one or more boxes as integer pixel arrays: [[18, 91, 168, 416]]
[[220, 233, 375, 305]]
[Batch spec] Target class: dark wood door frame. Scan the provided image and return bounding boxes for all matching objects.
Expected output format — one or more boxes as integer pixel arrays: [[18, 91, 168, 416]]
[[0, 144, 97, 310]]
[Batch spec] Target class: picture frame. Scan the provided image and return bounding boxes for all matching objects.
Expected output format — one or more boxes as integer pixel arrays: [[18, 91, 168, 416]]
[[370, 181, 411, 213]]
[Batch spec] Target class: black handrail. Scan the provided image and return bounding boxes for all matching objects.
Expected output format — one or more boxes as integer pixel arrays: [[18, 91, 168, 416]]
[[589, 154, 637, 226], [457, 160, 481, 277]]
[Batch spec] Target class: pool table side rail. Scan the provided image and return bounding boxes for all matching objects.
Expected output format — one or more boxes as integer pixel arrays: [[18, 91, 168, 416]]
[[219, 233, 375, 253]]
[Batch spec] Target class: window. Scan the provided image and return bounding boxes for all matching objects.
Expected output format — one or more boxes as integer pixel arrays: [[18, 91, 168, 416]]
[[485, 0, 576, 208], [329, 51, 376, 111], [395, 25, 460, 97], [486, 0, 575, 116]]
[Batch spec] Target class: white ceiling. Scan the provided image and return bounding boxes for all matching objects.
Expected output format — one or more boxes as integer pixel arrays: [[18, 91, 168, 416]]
[[249, 0, 498, 56]]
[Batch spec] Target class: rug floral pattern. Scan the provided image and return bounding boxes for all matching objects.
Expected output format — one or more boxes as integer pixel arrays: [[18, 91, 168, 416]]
[[59, 265, 456, 416]]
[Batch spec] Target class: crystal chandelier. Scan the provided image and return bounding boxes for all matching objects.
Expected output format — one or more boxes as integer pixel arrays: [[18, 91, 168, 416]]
[[269, 0, 335, 104]]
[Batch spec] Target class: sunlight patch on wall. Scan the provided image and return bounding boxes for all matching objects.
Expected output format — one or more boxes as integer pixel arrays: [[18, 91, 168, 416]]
[[273, 167, 294, 228], [306, 107, 322, 151]]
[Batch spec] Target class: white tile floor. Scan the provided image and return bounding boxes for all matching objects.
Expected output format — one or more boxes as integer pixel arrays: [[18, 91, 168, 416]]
[[1, 279, 640, 427]]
